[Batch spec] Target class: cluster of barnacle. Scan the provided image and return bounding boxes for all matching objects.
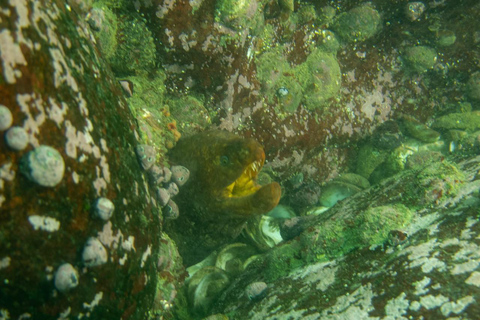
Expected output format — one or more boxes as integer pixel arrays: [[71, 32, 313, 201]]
[[135, 144, 189, 220]]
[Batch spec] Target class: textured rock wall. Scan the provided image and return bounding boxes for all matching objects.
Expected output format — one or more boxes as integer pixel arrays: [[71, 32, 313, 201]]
[[0, 1, 183, 319]]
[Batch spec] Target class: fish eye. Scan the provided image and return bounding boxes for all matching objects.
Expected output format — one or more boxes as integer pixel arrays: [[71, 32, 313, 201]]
[[220, 155, 229, 166]]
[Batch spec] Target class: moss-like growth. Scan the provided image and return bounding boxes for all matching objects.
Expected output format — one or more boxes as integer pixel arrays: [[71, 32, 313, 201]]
[[402, 46, 437, 73], [273, 75, 303, 114], [355, 143, 388, 179], [332, 4, 381, 43], [125, 73, 178, 159], [466, 72, 480, 101], [301, 204, 413, 264], [256, 48, 291, 93], [88, 4, 118, 61], [215, 0, 263, 31], [295, 49, 341, 110], [432, 111, 480, 132], [166, 96, 212, 136], [109, 15, 157, 76], [405, 160, 465, 206], [264, 241, 304, 282]]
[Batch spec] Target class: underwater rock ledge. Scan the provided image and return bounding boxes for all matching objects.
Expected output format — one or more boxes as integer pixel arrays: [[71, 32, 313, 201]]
[[211, 154, 480, 319]]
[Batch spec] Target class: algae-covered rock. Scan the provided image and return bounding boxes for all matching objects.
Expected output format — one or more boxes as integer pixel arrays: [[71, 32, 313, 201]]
[[273, 75, 303, 113], [215, 0, 263, 30], [167, 96, 212, 136], [295, 49, 342, 110], [211, 155, 480, 319], [332, 4, 382, 43], [466, 71, 480, 101], [356, 143, 388, 179], [109, 15, 157, 76], [400, 116, 441, 143], [402, 46, 437, 73], [432, 111, 480, 132], [0, 1, 184, 318]]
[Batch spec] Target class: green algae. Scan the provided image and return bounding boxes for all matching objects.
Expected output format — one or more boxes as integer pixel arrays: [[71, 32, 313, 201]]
[[89, 4, 118, 61], [123, 73, 177, 160], [167, 95, 212, 136], [402, 46, 437, 73], [295, 48, 341, 110], [356, 143, 388, 179], [264, 241, 304, 282], [404, 160, 465, 207], [302, 204, 413, 262], [332, 4, 381, 43], [215, 0, 263, 31], [432, 111, 480, 132], [264, 204, 413, 282], [109, 15, 157, 76]]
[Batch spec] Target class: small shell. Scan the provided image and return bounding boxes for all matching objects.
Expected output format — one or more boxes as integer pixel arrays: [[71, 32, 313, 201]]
[[148, 165, 164, 185], [54, 263, 79, 293], [163, 199, 179, 220], [119, 80, 134, 97], [94, 197, 114, 220], [156, 187, 170, 207], [0, 105, 13, 131], [245, 281, 267, 301], [21, 145, 65, 187], [171, 165, 190, 187], [166, 182, 179, 197], [163, 167, 172, 183], [135, 145, 156, 170], [82, 237, 108, 267], [5, 126, 28, 151]]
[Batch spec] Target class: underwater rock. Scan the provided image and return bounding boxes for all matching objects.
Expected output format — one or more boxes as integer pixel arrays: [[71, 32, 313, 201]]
[[54, 263, 79, 293], [432, 111, 480, 132], [215, 0, 264, 31], [94, 197, 115, 221], [212, 155, 479, 319], [0, 1, 171, 318], [296, 49, 342, 110], [356, 143, 389, 179], [466, 71, 480, 101], [370, 120, 404, 150], [5, 126, 28, 151], [20, 145, 65, 187], [0, 105, 13, 131], [435, 30, 456, 47], [108, 15, 156, 76], [135, 144, 156, 170], [400, 115, 441, 143], [403, 46, 437, 73], [332, 4, 382, 43]]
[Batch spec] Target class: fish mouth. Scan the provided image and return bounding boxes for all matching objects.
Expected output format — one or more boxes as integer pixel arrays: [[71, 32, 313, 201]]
[[224, 158, 264, 198]]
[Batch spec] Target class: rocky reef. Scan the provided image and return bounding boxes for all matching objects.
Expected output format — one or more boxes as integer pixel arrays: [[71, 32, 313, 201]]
[[1, 0, 480, 319]]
